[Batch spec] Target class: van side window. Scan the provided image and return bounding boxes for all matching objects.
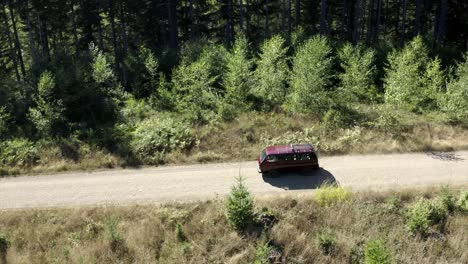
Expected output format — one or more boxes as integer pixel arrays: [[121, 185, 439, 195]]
[[299, 153, 311, 160], [267, 155, 277, 162]]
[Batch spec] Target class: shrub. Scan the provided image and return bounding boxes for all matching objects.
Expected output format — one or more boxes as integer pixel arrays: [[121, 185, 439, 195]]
[[372, 109, 402, 133], [253, 35, 289, 110], [172, 44, 227, 124], [223, 34, 253, 108], [0, 138, 39, 167], [338, 43, 377, 102], [0, 107, 11, 138], [322, 108, 353, 130], [364, 239, 391, 264], [456, 189, 468, 212], [124, 47, 159, 98], [288, 36, 334, 114], [131, 116, 194, 164], [28, 70, 66, 137], [175, 223, 188, 242], [439, 185, 456, 212], [315, 184, 352, 207], [91, 45, 114, 84], [254, 240, 272, 264], [226, 177, 255, 231], [440, 53, 468, 122], [318, 227, 337, 255], [406, 197, 448, 235], [384, 36, 444, 112], [0, 233, 10, 256], [105, 217, 125, 252]]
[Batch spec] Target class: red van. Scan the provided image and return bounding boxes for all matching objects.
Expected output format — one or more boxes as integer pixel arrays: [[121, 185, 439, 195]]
[[257, 144, 319, 174]]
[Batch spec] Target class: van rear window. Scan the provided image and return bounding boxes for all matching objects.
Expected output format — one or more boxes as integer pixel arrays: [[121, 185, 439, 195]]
[[267, 153, 312, 162]]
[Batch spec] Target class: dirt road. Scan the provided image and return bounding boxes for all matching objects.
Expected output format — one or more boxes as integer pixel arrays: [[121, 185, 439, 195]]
[[1, 151, 467, 209]]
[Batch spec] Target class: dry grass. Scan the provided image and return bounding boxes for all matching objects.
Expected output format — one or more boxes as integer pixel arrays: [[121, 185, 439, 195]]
[[0, 187, 467, 263]]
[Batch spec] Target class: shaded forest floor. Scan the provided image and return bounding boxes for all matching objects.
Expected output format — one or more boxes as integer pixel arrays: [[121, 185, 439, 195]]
[[0, 186, 467, 263], [2, 106, 468, 176]]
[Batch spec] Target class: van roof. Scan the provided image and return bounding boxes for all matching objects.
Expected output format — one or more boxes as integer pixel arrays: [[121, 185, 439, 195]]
[[265, 144, 315, 155]]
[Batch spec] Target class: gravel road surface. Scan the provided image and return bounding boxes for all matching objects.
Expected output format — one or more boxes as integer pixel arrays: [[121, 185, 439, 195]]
[[1, 151, 467, 209]]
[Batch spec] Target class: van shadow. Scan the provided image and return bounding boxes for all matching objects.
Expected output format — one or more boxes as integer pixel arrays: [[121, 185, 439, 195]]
[[262, 168, 337, 190]]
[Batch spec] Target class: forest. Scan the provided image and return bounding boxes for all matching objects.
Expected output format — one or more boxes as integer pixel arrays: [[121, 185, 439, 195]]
[[0, 0, 467, 174]]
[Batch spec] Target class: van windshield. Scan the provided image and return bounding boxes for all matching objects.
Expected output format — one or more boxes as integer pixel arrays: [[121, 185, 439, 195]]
[[260, 149, 267, 162]]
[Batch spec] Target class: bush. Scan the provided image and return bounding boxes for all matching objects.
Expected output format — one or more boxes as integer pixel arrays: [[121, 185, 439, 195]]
[[223, 34, 253, 108], [0, 233, 10, 256], [315, 184, 352, 206], [175, 223, 188, 242], [317, 227, 337, 255], [384, 37, 444, 112], [28, 70, 66, 137], [226, 177, 255, 231], [372, 109, 402, 133], [406, 197, 448, 235], [131, 116, 195, 164], [254, 240, 272, 264], [253, 35, 289, 110], [0, 138, 39, 167], [0, 107, 11, 138], [105, 217, 125, 253], [322, 108, 353, 130], [172, 44, 227, 124], [364, 239, 391, 264], [288, 36, 334, 114], [457, 189, 468, 212], [338, 43, 377, 102], [440, 53, 468, 123], [439, 185, 456, 212]]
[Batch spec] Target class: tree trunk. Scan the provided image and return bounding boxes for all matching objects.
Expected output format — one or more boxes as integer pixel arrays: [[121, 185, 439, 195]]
[[245, 0, 250, 33], [265, 0, 269, 37], [340, 0, 348, 40], [71, 0, 79, 54], [8, 0, 25, 78], [281, 0, 285, 34], [25, 0, 37, 64], [120, 2, 128, 53], [436, 0, 447, 45], [401, 0, 407, 47], [320, 0, 326, 35], [288, 0, 292, 37], [366, 0, 375, 45], [168, 0, 178, 49], [353, 0, 361, 44], [375, 0, 382, 42], [239, 0, 244, 31], [188, 0, 196, 39], [96, 0, 105, 51], [1, 0, 20, 82], [38, 14, 50, 61], [414, 0, 421, 36], [295, 0, 299, 26]]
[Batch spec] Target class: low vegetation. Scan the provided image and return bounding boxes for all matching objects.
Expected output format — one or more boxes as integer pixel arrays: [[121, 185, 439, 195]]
[[0, 186, 467, 263]]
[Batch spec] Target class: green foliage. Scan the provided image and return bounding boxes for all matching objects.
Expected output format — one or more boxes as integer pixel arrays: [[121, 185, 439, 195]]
[[0, 233, 10, 256], [0, 107, 11, 138], [253, 35, 289, 109], [125, 47, 159, 98], [440, 54, 468, 122], [384, 37, 444, 112], [406, 197, 448, 235], [131, 116, 194, 164], [372, 109, 402, 133], [0, 138, 39, 167], [223, 34, 253, 110], [318, 227, 337, 255], [226, 177, 255, 231], [172, 44, 227, 124], [457, 189, 468, 212], [254, 240, 272, 264], [338, 44, 377, 102], [322, 108, 353, 130], [439, 185, 456, 212], [364, 239, 391, 264], [175, 223, 188, 242], [91, 45, 114, 84], [104, 217, 126, 253], [315, 184, 353, 206], [288, 36, 334, 114], [28, 70, 66, 137]]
